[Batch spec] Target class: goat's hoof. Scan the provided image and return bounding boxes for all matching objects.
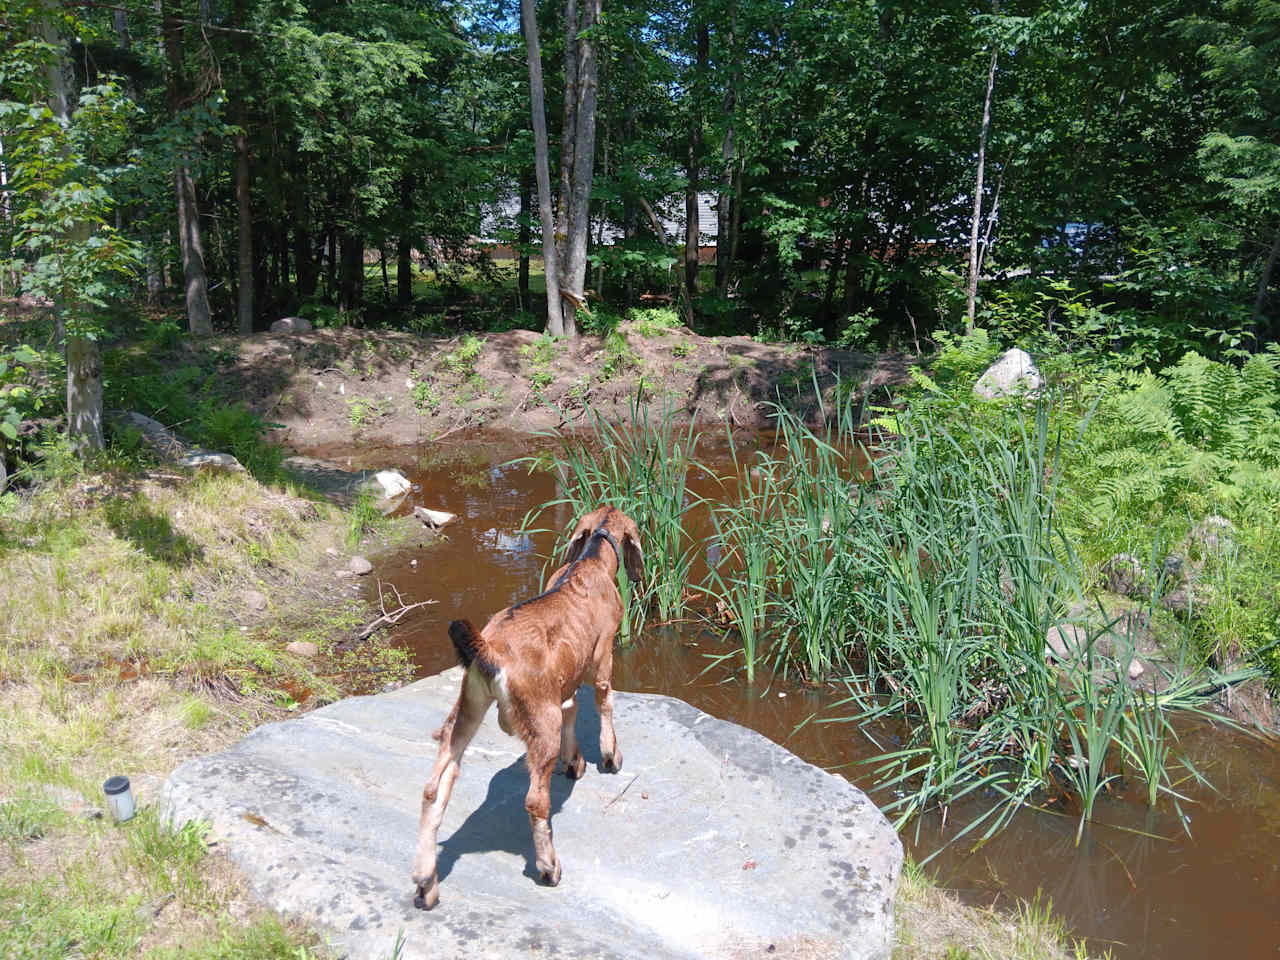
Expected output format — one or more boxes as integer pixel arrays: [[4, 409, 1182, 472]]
[[413, 881, 440, 910], [564, 754, 586, 780], [602, 750, 622, 773], [538, 859, 562, 887]]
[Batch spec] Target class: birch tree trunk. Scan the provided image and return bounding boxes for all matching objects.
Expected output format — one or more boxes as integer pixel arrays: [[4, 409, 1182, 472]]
[[965, 42, 999, 333], [521, 0, 565, 335], [163, 0, 214, 337]]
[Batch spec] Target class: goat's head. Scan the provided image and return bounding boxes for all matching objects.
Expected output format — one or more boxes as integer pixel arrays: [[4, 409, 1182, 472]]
[[561, 506, 644, 584]]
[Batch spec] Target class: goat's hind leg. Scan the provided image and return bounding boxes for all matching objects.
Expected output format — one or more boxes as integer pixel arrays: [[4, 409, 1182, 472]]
[[412, 670, 491, 909], [526, 711, 564, 886]]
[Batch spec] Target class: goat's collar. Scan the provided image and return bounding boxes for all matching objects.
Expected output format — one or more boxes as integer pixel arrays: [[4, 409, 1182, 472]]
[[592, 526, 622, 568]]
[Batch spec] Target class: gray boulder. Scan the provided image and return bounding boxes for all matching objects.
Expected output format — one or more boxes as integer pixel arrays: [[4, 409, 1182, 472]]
[[162, 667, 902, 960], [974, 348, 1043, 400], [109, 411, 189, 459], [271, 316, 314, 334]]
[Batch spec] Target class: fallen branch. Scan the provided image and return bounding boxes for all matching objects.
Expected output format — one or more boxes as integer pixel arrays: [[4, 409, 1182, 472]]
[[345, 581, 437, 645]]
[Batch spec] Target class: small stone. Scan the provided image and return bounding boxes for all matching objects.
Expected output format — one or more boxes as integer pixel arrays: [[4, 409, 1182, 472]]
[[1045, 623, 1087, 660], [286, 641, 318, 658], [1102, 553, 1148, 598], [177, 451, 245, 474], [242, 590, 268, 612], [374, 470, 412, 499], [270, 316, 313, 334], [382, 681, 403, 693], [349, 556, 373, 576], [413, 506, 456, 529], [1127, 659, 1145, 680], [325, 547, 339, 557], [1187, 515, 1235, 558]]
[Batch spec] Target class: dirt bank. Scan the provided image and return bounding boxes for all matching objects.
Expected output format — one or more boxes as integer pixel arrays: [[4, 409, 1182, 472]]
[[209, 322, 911, 449]]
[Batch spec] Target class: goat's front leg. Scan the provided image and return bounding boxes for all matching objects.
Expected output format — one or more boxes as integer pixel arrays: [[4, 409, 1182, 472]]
[[558, 694, 585, 779], [593, 645, 623, 773], [526, 712, 563, 886], [412, 672, 490, 909]]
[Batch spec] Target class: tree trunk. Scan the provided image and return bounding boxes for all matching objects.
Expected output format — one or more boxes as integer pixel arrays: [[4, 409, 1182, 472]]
[[43, 23, 105, 452], [522, 0, 565, 336], [233, 0, 252, 333], [561, 0, 602, 336], [397, 174, 414, 305], [1252, 224, 1280, 337], [294, 224, 315, 299], [163, 1, 213, 337], [339, 231, 363, 312], [518, 172, 532, 309], [0, 133, 12, 297], [715, 7, 736, 297], [235, 132, 253, 333], [684, 22, 708, 318], [555, 0, 580, 268], [66, 335, 104, 452], [965, 42, 999, 333]]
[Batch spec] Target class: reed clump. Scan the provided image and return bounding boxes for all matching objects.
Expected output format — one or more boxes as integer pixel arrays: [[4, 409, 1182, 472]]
[[526, 388, 1256, 845]]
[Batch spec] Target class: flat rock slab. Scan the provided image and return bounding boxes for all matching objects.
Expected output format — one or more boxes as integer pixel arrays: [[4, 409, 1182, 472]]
[[162, 668, 901, 959]]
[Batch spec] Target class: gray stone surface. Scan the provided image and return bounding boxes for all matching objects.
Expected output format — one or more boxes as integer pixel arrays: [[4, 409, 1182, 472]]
[[162, 667, 901, 960]]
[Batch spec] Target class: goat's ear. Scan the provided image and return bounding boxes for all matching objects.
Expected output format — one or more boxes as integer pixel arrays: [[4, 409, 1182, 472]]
[[622, 534, 644, 584], [562, 530, 591, 567]]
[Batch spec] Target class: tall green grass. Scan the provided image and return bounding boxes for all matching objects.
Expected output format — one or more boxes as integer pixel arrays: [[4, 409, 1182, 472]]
[[519, 395, 706, 636], [526, 388, 1259, 847]]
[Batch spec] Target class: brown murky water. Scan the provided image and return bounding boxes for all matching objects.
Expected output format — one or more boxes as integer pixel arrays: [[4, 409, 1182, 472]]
[[325, 433, 1280, 960]]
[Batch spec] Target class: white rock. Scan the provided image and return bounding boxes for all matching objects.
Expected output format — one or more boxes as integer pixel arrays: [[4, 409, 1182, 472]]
[[270, 316, 313, 334], [374, 470, 412, 498], [413, 506, 456, 529], [285, 641, 318, 658], [349, 556, 373, 575], [1045, 623, 1087, 661], [1127, 659, 1145, 680], [974, 348, 1044, 400], [177, 451, 245, 473]]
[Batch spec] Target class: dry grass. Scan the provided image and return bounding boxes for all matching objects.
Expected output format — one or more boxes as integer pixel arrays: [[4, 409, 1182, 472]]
[[0, 463, 407, 959]]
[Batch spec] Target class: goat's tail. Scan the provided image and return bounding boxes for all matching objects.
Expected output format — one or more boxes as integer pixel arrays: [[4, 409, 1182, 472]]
[[449, 619, 499, 678]]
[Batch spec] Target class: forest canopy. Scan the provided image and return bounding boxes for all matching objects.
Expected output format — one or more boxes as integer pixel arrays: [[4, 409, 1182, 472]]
[[1, 0, 1276, 364]]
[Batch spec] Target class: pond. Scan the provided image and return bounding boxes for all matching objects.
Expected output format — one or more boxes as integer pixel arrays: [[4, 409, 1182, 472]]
[[321, 431, 1279, 960]]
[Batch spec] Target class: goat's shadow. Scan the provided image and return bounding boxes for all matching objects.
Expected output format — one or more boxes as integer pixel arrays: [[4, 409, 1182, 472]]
[[436, 686, 605, 884]]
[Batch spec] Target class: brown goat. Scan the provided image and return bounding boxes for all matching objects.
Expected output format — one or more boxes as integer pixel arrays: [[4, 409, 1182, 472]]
[[411, 506, 643, 910]]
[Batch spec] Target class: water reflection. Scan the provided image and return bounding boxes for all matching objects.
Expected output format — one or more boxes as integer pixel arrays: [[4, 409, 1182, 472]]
[[323, 432, 1280, 960]]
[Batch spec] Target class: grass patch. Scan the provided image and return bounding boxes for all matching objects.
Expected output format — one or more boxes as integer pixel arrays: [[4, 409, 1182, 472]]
[[894, 859, 1096, 959], [0, 445, 409, 959]]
